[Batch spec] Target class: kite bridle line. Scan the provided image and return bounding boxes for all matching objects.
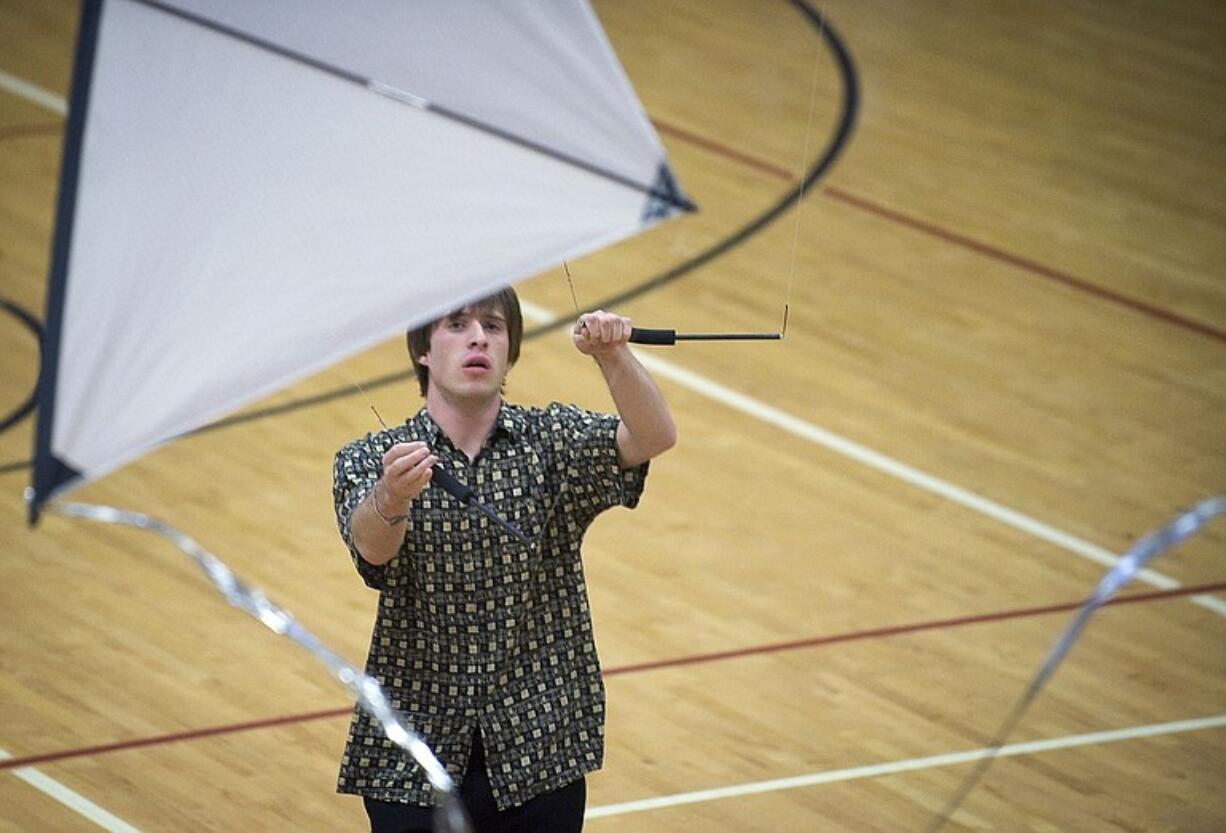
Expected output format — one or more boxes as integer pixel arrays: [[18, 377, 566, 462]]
[[28, 492, 474, 833], [563, 260, 788, 344], [925, 494, 1226, 832], [558, 4, 832, 348]]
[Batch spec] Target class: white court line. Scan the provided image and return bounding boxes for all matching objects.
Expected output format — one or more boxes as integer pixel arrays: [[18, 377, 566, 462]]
[[586, 713, 1226, 818], [524, 301, 1226, 617], [6, 66, 1221, 615], [0, 749, 145, 833], [0, 69, 67, 115]]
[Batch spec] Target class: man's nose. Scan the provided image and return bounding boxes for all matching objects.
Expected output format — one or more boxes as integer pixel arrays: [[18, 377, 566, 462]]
[[468, 322, 488, 345]]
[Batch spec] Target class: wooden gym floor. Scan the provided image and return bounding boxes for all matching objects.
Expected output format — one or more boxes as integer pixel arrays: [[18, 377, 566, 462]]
[[1, 1, 1224, 830]]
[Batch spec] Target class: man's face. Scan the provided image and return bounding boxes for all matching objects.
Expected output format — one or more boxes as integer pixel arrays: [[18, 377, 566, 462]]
[[418, 305, 512, 403]]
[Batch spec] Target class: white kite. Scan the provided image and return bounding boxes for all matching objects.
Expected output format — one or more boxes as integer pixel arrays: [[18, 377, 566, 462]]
[[30, 0, 692, 516]]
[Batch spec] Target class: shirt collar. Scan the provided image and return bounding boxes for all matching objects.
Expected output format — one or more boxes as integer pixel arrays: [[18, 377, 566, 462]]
[[406, 401, 524, 449], [495, 402, 526, 439]]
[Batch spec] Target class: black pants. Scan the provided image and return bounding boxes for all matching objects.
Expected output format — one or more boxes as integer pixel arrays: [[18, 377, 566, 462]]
[[364, 734, 586, 833]]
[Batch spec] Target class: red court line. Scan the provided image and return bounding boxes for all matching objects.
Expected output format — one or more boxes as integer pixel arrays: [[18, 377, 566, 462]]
[[3, 580, 1222, 772], [821, 185, 1226, 345], [652, 118, 795, 182], [648, 116, 1226, 345], [7, 114, 1220, 343], [604, 580, 1226, 677], [0, 707, 350, 772]]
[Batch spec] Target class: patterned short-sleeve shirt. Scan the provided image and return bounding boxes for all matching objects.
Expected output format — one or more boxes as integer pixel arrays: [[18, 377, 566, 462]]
[[333, 401, 647, 810]]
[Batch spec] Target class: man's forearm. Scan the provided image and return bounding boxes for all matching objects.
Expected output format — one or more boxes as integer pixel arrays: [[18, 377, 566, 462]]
[[349, 440, 436, 566], [596, 346, 677, 468], [351, 485, 410, 565]]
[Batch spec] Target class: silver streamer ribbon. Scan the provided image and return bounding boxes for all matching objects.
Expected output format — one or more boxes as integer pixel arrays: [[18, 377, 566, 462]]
[[33, 494, 473, 833], [927, 494, 1226, 832], [38, 487, 1220, 832]]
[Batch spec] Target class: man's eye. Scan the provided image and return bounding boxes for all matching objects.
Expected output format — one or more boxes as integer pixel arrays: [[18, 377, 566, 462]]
[[447, 318, 466, 330], [485, 321, 504, 332]]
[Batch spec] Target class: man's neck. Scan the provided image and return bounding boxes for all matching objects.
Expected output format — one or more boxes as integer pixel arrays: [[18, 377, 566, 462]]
[[425, 391, 501, 461]]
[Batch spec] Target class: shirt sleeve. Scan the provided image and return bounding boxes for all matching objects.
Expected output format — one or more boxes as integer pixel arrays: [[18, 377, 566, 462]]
[[545, 402, 649, 526], [333, 435, 389, 590]]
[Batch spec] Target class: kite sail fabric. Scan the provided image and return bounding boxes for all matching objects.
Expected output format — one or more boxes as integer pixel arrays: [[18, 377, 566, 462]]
[[30, 0, 692, 519]]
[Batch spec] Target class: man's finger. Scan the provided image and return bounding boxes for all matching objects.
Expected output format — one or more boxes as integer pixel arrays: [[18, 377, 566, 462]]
[[385, 448, 430, 479], [408, 455, 438, 481], [613, 316, 630, 343], [383, 441, 426, 466]]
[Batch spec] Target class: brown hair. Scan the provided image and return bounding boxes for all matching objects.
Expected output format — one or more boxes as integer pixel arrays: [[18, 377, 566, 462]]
[[405, 286, 523, 396]]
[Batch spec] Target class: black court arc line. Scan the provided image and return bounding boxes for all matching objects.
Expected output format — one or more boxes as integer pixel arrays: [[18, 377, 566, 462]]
[[0, 298, 42, 434]]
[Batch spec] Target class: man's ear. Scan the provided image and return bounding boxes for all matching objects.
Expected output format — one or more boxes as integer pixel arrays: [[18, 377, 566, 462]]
[[418, 352, 430, 367]]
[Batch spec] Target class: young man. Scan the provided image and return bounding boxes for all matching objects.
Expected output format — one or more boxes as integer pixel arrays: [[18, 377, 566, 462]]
[[332, 286, 675, 833]]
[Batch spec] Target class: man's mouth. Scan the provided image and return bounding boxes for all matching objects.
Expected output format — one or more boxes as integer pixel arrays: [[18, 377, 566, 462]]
[[462, 355, 492, 371]]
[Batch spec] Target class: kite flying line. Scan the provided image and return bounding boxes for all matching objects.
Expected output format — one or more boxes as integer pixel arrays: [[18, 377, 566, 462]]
[[359, 390, 530, 547]]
